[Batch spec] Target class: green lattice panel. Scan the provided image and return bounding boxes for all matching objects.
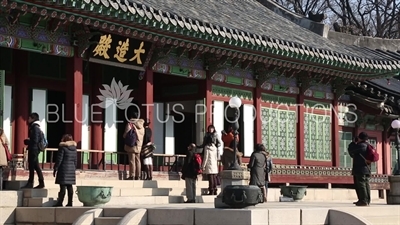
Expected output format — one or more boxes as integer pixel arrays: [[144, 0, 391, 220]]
[[261, 107, 296, 159], [304, 113, 331, 161], [339, 131, 353, 168], [369, 139, 377, 174]]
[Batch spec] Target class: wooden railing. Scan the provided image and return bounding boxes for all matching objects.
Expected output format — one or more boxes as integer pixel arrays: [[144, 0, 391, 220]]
[[21, 148, 186, 173]]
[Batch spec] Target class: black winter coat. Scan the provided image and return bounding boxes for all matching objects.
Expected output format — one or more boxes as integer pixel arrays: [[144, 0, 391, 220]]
[[54, 141, 77, 185], [181, 150, 197, 179], [348, 141, 370, 175], [26, 121, 41, 152]]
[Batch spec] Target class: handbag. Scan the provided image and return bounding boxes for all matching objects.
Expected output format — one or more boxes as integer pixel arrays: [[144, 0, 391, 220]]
[[0, 137, 12, 162]]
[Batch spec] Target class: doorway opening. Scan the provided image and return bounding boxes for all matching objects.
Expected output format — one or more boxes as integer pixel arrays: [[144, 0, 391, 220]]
[[47, 90, 66, 162], [173, 111, 196, 155], [153, 73, 204, 155]]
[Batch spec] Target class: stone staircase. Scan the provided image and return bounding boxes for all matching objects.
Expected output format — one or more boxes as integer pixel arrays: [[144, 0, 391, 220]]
[[5, 179, 218, 207]]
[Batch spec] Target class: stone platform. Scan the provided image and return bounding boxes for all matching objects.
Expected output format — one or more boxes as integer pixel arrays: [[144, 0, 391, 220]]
[[9, 201, 399, 225]]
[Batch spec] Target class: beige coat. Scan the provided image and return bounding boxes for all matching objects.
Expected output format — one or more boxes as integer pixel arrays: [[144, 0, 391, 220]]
[[123, 119, 145, 154], [0, 133, 10, 167], [202, 144, 218, 174]]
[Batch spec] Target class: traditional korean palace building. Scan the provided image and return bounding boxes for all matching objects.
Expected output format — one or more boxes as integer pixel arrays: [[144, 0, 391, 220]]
[[1, 0, 400, 188]]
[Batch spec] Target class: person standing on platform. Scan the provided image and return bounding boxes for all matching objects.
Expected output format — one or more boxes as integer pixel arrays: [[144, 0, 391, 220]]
[[53, 134, 77, 207], [202, 136, 219, 195], [141, 119, 154, 180], [262, 149, 273, 202], [197, 125, 221, 155], [248, 143, 268, 203], [22, 113, 45, 189], [348, 132, 371, 206], [181, 143, 198, 203], [123, 112, 145, 180]]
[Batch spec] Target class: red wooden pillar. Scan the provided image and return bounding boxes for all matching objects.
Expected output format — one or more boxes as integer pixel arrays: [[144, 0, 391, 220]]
[[66, 54, 83, 166], [332, 99, 340, 167], [205, 74, 213, 128], [382, 130, 390, 174], [13, 50, 29, 156], [90, 63, 104, 169], [138, 69, 154, 132], [254, 86, 262, 144], [297, 94, 305, 165]]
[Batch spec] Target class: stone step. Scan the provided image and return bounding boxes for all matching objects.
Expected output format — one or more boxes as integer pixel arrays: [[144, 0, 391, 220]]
[[23, 195, 217, 207], [5, 180, 211, 190], [364, 216, 400, 225], [21, 187, 221, 199], [94, 217, 122, 225], [103, 208, 137, 217], [22, 197, 56, 207]]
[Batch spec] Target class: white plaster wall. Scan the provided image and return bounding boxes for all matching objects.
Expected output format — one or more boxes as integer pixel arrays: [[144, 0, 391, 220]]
[[31, 89, 47, 136], [213, 101, 225, 156], [153, 102, 164, 154], [81, 95, 89, 150], [104, 99, 117, 153], [243, 104, 254, 157], [3, 86, 12, 151], [165, 115, 175, 155]]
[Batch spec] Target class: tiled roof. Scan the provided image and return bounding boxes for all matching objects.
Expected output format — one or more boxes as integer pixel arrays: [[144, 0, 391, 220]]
[[18, 0, 400, 74], [128, 0, 400, 71]]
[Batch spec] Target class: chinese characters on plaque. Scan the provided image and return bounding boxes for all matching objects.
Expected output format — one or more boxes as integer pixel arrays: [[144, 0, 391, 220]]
[[90, 33, 151, 69]]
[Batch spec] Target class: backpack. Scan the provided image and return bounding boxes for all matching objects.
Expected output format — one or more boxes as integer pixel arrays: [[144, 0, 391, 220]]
[[193, 153, 203, 175], [365, 143, 379, 162], [38, 130, 48, 151], [124, 123, 138, 147]]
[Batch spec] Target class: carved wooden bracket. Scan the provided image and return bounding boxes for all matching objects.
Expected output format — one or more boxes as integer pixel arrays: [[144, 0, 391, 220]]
[[7, 9, 21, 25], [206, 55, 229, 76], [148, 45, 175, 69], [31, 14, 42, 29], [241, 60, 254, 70], [176, 47, 189, 58], [143, 43, 156, 71], [188, 50, 203, 60], [231, 58, 243, 68], [332, 77, 349, 100], [297, 72, 313, 92], [47, 18, 65, 33], [254, 63, 279, 85], [75, 31, 102, 57]]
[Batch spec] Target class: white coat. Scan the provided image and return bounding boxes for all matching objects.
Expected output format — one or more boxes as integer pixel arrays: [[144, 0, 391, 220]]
[[202, 144, 218, 174]]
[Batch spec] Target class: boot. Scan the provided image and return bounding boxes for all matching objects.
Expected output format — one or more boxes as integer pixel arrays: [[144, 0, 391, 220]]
[[66, 193, 73, 207], [21, 182, 33, 189], [53, 192, 64, 207], [34, 181, 45, 189]]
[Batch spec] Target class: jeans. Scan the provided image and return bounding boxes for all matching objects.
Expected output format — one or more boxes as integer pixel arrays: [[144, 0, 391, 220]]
[[207, 174, 217, 192], [185, 178, 196, 201], [27, 151, 44, 183], [354, 174, 371, 204]]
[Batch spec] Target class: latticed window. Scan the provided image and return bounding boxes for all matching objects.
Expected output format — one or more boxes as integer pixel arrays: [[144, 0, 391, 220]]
[[304, 113, 332, 161], [261, 107, 296, 159], [368, 139, 377, 174], [339, 131, 353, 168]]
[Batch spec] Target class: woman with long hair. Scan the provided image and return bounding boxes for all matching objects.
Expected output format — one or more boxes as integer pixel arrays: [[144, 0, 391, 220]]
[[248, 143, 268, 203], [53, 134, 77, 207], [197, 125, 221, 153], [141, 119, 155, 180], [201, 135, 219, 195]]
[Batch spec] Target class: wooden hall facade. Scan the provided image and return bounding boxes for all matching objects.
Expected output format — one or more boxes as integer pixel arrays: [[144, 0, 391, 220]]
[[1, 0, 400, 188]]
